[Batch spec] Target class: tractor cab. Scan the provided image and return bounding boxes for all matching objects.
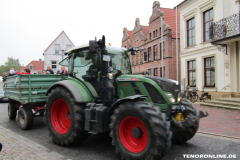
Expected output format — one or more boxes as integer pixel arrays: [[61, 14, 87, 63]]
[[59, 43, 132, 100]]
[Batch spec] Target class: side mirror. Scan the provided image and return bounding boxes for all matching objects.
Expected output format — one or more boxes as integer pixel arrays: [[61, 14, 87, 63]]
[[89, 40, 99, 54], [144, 52, 147, 61]]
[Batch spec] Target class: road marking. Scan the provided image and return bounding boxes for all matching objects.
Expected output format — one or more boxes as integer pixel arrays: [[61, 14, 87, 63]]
[[197, 131, 240, 140]]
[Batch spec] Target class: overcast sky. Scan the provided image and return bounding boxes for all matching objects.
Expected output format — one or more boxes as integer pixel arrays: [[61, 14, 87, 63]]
[[0, 0, 183, 66]]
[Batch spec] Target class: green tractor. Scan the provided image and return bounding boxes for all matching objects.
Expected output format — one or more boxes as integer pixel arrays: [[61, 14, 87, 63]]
[[45, 36, 208, 160]]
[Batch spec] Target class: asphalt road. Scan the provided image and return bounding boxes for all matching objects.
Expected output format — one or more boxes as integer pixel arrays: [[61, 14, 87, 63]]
[[1, 82, 240, 159], [0, 101, 239, 160]]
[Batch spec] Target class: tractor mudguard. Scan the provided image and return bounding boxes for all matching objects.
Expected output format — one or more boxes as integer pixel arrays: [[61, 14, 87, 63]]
[[104, 95, 147, 132], [47, 80, 94, 103]]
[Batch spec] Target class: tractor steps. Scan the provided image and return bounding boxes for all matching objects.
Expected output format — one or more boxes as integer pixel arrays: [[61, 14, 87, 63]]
[[199, 98, 240, 110]]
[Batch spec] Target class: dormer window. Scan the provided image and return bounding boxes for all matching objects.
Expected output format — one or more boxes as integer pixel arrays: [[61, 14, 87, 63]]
[[29, 64, 33, 70]]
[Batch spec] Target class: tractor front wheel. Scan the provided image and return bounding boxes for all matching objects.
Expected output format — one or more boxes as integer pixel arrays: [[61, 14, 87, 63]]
[[171, 99, 199, 144], [45, 87, 89, 146], [109, 100, 171, 160]]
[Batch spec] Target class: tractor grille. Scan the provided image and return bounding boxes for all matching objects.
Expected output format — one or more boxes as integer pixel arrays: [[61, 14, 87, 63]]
[[144, 83, 165, 104], [144, 76, 179, 101]]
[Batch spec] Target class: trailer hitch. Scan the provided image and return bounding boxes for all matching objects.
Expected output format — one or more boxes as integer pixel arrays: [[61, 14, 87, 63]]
[[172, 111, 208, 131]]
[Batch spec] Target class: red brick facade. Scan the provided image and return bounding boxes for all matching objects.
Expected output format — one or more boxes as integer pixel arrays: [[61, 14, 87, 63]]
[[122, 1, 180, 81]]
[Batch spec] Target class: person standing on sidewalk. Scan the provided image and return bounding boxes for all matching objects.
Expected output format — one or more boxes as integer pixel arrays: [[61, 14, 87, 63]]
[[47, 66, 54, 74], [0, 142, 2, 151]]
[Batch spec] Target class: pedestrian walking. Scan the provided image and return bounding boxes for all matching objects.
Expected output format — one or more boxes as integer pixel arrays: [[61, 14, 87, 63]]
[[0, 142, 2, 152], [47, 66, 54, 74]]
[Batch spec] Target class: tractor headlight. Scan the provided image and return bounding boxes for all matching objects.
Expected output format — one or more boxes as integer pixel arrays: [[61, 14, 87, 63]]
[[107, 73, 113, 80], [165, 93, 175, 103], [177, 93, 181, 102], [177, 92, 185, 102]]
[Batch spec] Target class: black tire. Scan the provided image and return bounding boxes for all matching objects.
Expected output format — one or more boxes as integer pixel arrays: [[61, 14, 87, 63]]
[[109, 100, 171, 160], [191, 95, 198, 103], [17, 106, 34, 130], [8, 100, 17, 120], [202, 96, 208, 102], [45, 87, 89, 146], [171, 99, 199, 144]]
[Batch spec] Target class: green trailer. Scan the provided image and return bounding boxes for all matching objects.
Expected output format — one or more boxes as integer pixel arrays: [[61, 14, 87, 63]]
[[3, 74, 62, 129]]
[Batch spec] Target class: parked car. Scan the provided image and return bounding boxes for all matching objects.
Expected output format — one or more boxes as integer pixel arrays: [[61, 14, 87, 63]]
[[0, 90, 9, 102]]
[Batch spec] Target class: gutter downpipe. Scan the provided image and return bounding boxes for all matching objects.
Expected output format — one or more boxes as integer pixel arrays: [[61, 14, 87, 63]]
[[161, 17, 163, 78], [176, 6, 179, 82]]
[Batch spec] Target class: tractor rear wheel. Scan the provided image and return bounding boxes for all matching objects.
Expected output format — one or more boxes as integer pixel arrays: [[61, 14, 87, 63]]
[[45, 87, 89, 146], [8, 100, 17, 120], [171, 99, 199, 144], [109, 100, 171, 160]]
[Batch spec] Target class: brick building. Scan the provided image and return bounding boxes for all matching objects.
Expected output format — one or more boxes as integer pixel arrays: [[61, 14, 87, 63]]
[[122, 1, 180, 81]]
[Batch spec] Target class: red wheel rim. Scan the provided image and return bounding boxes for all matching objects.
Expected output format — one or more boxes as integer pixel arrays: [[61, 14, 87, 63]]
[[51, 99, 71, 134], [119, 116, 148, 153]]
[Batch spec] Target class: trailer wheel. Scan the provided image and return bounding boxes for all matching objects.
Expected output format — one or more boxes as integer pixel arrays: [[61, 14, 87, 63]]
[[17, 106, 34, 130], [109, 101, 171, 160], [45, 87, 89, 146], [171, 99, 199, 144], [8, 101, 17, 120]]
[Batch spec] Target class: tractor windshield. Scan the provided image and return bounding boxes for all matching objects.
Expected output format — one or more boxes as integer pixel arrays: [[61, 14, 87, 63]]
[[71, 48, 100, 81]]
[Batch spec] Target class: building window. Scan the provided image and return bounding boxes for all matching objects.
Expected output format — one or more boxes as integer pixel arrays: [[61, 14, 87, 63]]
[[159, 27, 162, 36], [159, 43, 162, 59], [154, 45, 158, 60], [153, 30, 158, 38], [204, 57, 215, 87], [154, 68, 158, 76], [149, 33, 151, 40], [148, 69, 152, 76], [204, 8, 213, 41], [29, 64, 33, 70], [160, 67, 162, 77], [148, 47, 151, 61], [187, 18, 195, 46], [163, 66, 165, 78], [54, 44, 60, 54], [163, 42, 165, 58], [66, 45, 72, 50], [52, 61, 57, 69], [132, 55, 134, 65], [188, 60, 196, 86]]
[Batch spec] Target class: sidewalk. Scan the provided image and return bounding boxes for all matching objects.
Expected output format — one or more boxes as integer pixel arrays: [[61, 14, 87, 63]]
[[0, 125, 71, 160], [195, 104, 240, 138]]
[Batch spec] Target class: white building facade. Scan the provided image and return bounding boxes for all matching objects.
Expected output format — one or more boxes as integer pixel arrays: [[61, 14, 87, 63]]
[[43, 31, 74, 73], [177, 0, 240, 99]]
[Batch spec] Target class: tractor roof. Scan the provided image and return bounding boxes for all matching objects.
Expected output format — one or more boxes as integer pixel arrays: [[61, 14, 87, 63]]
[[66, 44, 127, 55]]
